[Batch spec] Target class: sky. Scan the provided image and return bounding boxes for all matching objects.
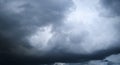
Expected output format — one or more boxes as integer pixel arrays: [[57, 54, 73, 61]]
[[0, 0, 120, 65]]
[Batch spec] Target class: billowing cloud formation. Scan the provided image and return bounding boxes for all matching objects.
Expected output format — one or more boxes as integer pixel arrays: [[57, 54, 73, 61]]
[[29, 0, 120, 58], [0, 0, 73, 63], [0, 0, 120, 64]]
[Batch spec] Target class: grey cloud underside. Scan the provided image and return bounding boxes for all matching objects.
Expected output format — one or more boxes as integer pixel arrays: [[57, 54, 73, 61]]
[[0, 0, 120, 64], [52, 54, 120, 65], [0, 0, 72, 50], [101, 0, 120, 16], [0, 0, 73, 63]]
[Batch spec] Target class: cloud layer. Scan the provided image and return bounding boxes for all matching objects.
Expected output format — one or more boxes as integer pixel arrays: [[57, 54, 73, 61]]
[[0, 0, 120, 64]]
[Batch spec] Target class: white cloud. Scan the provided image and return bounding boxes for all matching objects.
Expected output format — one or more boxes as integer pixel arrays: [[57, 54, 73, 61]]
[[61, 0, 119, 54], [27, 0, 119, 55], [28, 25, 53, 51]]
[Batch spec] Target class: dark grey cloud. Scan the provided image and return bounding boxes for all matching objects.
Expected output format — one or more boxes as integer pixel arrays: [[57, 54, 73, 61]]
[[0, 0, 73, 64], [0, 0, 120, 65], [51, 54, 120, 65], [101, 0, 120, 16], [105, 53, 120, 63]]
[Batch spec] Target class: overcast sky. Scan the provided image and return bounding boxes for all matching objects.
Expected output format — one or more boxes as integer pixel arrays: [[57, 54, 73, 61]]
[[0, 0, 120, 65]]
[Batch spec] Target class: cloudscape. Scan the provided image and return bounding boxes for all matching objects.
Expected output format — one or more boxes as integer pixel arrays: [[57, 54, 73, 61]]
[[0, 0, 120, 65]]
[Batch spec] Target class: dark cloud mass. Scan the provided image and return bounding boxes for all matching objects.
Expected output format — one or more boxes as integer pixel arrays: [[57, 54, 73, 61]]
[[0, 0, 120, 65], [101, 0, 120, 16], [0, 0, 73, 64]]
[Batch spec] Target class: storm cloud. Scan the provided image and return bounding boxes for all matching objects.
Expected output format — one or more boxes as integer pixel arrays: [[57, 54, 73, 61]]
[[0, 0, 120, 65], [101, 0, 120, 16], [0, 0, 73, 63]]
